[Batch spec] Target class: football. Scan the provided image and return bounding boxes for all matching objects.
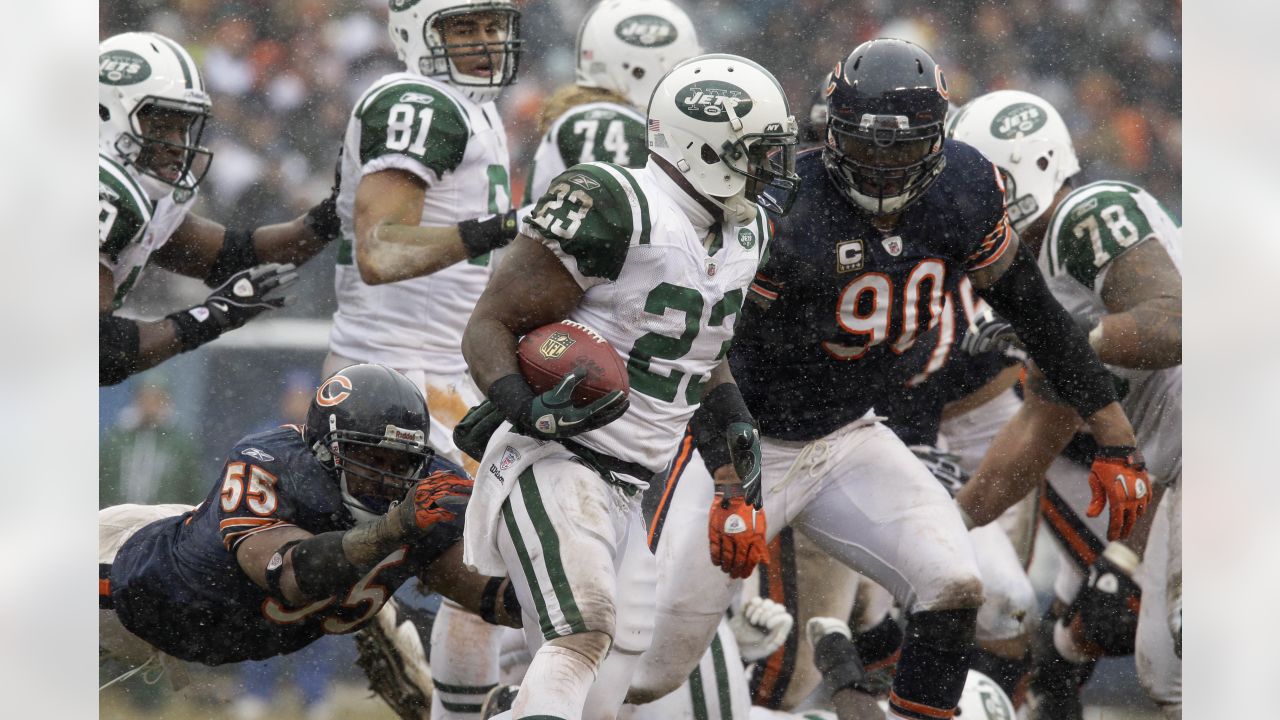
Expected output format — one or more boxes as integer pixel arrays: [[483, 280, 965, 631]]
[[517, 320, 630, 406]]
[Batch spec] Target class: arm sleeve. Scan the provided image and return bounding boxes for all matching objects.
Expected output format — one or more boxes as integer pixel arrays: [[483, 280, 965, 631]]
[[974, 240, 1118, 418]]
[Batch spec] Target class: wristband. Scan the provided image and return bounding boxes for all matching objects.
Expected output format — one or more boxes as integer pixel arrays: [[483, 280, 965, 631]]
[[304, 195, 341, 243], [479, 577, 505, 625], [694, 383, 756, 475], [488, 373, 536, 426], [265, 539, 304, 598], [714, 483, 744, 501], [167, 304, 225, 351], [458, 213, 517, 259]]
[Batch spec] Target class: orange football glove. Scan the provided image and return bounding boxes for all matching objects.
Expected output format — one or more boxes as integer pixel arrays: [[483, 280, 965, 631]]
[[709, 488, 768, 580], [1087, 447, 1150, 541], [400, 471, 474, 535]]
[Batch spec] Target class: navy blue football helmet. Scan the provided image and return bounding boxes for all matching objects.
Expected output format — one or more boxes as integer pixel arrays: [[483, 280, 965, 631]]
[[304, 363, 433, 520], [823, 39, 950, 216]]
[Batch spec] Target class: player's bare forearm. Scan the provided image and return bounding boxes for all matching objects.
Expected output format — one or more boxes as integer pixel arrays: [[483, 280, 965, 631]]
[[1082, 401, 1137, 448], [1096, 237, 1182, 369], [251, 215, 332, 267], [354, 168, 470, 284], [957, 388, 1080, 526], [1091, 298, 1182, 369], [463, 234, 584, 394], [417, 543, 522, 628]]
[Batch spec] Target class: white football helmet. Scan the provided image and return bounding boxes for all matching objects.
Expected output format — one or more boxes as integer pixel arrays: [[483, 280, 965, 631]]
[[575, 0, 702, 109], [99, 32, 212, 202], [647, 54, 800, 224], [387, 0, 522, 104], [948, 89, 1080, 233], [956, 669, 1016, 719]]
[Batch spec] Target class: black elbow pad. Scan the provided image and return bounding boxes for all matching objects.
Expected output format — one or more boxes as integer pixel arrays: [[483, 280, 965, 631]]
[[99, 314, 140, 386]]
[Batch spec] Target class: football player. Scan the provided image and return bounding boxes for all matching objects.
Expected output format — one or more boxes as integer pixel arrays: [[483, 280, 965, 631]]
[[320, 4, 524, 714], [629, 39, 1148, 720], [99, 364, 523, 712], [455, 54, 800, 719], [522, 0, 700, 202], [99, 32, 342, 386], [950, 89, 1182, 719]]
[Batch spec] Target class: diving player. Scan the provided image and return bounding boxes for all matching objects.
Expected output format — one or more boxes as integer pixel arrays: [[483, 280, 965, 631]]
[[99, 364, 522, 701], [950, 89, 1182, 719], [630, 39, 1148, 720], [100, 32, 343, 386]]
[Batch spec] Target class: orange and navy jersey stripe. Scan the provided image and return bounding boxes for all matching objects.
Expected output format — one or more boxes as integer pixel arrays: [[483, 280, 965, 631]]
[[220, 517, 294, 552], [965, 209, 1014, 271], [1039, 483, 1105, 571], [99, 563, 113, 609], [749, 271, 783, 302], [749, 528, 799, 709], [889, 690, 956, 719], [646, 428, 695, 552]]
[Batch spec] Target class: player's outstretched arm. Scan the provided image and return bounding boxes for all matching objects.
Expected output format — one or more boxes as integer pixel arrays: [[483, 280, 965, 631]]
[[955, 367, 1082, 528], [354, 169, 516, 285], [411, 543, 522, 629], [235, 472, 471, 607], [99, 262, 297, 385]]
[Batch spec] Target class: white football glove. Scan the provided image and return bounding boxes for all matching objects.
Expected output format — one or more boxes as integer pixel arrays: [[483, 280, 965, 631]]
[[729, 597, 795, 662]]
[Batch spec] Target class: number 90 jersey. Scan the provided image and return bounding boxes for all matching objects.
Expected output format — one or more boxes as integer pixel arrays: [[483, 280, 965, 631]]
[[523, 160, 770, 477], [734, 143, 1012, 441], [106, 425, 469, 665], [329, 72, 512, 374]]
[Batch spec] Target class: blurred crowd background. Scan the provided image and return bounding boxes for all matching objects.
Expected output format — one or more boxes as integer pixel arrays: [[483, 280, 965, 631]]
[[98, 2, 1179, 717], [98, 0, 1182, 477]]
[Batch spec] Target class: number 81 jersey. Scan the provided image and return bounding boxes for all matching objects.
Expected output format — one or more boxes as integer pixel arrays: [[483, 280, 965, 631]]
[[524, 160, 770, 477], [329, 72, 512, 373]]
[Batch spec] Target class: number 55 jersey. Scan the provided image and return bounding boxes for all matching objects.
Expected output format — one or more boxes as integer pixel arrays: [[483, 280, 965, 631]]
[[328, 72, 512, 374], [102, 425, 468, 665]]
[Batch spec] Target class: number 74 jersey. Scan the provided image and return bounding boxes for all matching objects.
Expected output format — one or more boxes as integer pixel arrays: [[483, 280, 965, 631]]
[[523, 160, 771, 477]]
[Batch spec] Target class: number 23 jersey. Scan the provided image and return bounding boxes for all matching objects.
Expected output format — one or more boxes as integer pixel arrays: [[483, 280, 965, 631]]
[[106, 425, 467, 665], [734, 142, 1012, 441], [523, 160, 770, 476]]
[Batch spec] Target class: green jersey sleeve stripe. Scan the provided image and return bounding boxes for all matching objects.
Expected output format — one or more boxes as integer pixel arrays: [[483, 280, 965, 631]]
[[99, 157, 153, 222], [150, 33, 194, 90], [593, 163, 651, 246]]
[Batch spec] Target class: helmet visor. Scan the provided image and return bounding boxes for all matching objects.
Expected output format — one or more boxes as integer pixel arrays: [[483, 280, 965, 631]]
[[128, 98, 212, 198], [331, 431, 433, 514], [722, 123, 801, 216], [428, 6, 524, 88]]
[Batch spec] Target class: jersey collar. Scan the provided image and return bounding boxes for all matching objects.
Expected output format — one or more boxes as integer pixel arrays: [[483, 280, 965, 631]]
[[647, 153, 724, 233]]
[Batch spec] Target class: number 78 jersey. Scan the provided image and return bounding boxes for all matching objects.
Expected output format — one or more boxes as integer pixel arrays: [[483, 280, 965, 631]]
[[523, 160, 770, 477]]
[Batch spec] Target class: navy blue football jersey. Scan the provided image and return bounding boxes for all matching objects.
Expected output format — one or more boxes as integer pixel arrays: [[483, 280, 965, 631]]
[[733, 142, 1014, 440], [107, 425, 468, 665]]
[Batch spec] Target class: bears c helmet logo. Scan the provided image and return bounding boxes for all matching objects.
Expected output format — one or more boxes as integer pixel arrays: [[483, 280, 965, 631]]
[[316, 374, 353, 407]]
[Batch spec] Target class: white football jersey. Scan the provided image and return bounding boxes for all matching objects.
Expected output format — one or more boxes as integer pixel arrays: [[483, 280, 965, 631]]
[[329, 73, 512, 373], [523, 159, 771, 477], [1041, 180, 1182, 485], [523, 100, 646, 205], [98, 151, 196, 308]]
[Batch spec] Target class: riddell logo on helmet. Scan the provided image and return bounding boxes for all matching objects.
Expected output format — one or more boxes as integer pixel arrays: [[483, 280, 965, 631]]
[[991, 103, 1047, 139], [388, 0, 423, 11], [677, 81, 754, 123], [615, 15, 678, 47], [100, 51, 151, 86]]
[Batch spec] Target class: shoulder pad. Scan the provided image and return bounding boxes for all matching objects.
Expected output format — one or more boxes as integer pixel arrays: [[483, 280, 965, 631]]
[[553, 104, 647, 169], [525, 162, 650, 282], [98, 155, 152, 260], [1044, 181, 1159, 289], [356, 78, 471, 178]]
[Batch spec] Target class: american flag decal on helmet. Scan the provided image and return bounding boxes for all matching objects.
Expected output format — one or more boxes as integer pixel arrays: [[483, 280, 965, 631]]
[[648, 118, 661, 132]]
